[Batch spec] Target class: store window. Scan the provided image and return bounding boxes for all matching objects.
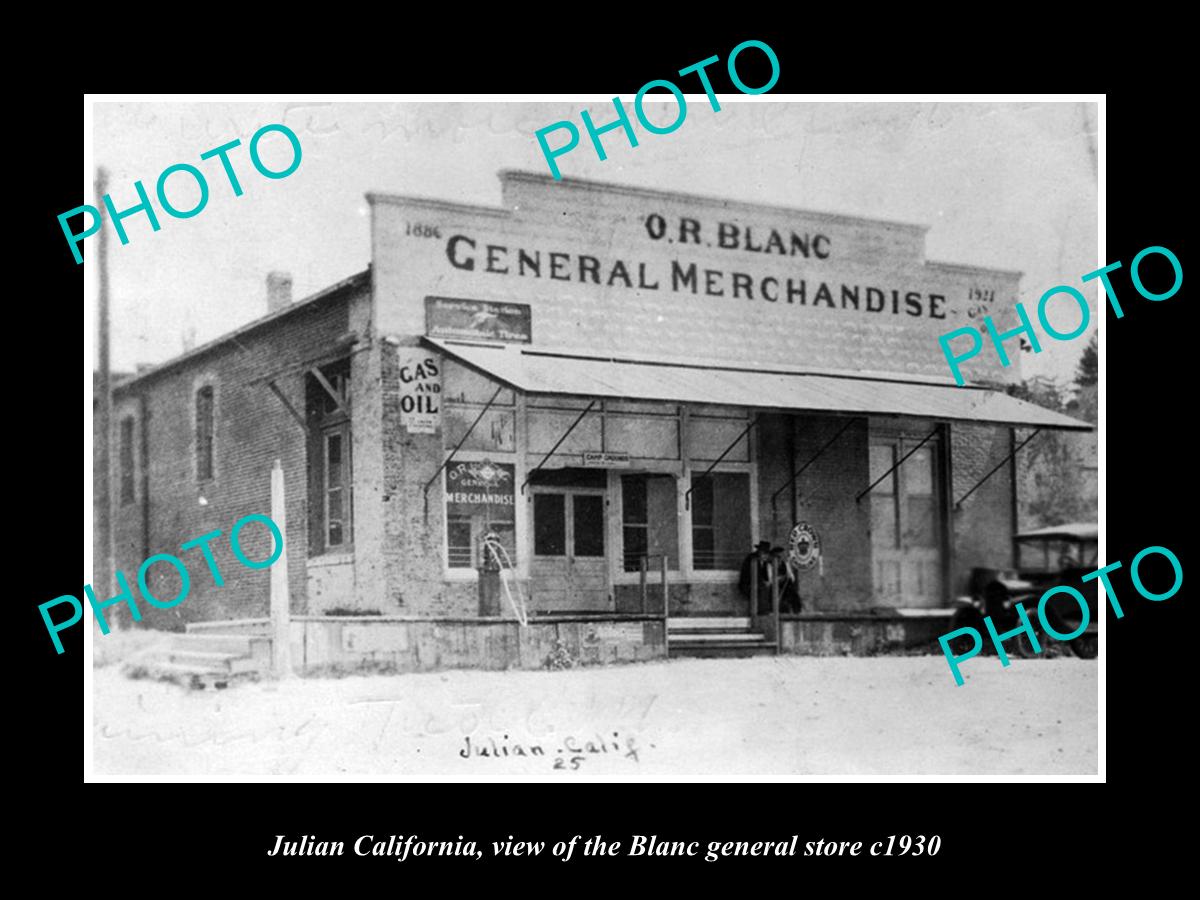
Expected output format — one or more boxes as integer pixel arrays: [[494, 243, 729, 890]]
[[323, 425, 352, 548], [447, 517, 474, 567], [534, 494, 566, 556], [306, 359, 353, 556], [195, 385, 215, 482], [621, 474, 679, 571], [869, 439, 939, 551], [447, 515, 517, 569], [445, 460, 517, 570], [905, 446, 938, 548], [573, 495, 605, 557], [690, 472, 751, 570], [869, 444, 899, 549]]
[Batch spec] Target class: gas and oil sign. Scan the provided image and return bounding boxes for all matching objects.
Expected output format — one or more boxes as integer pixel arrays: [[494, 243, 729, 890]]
[[398, 351, 441, 434]]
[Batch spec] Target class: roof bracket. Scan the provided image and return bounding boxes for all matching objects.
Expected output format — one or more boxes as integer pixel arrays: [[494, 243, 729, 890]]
[[423, 384, 505, 521], [264, 380, 309, 433], [854, 426, 939, 503], [308, 366, 350, 417], [954, 428, 1041, 510], [520, 399, 598, 494], [770, 417, 856, 512], [685, 415, 759, 511]]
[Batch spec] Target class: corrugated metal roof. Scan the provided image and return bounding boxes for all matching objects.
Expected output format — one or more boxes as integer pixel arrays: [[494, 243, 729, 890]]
[[425, 338, 1092, 432]]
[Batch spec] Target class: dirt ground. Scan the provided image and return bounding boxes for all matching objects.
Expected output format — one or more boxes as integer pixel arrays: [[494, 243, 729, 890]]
[[92, 645, 1098, 777]]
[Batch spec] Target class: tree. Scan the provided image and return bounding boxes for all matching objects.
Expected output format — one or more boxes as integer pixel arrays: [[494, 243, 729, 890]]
[[1007, 375, 1096, 528], [1076, 333, 1098, 388], [1005, 375, 1069, 412]]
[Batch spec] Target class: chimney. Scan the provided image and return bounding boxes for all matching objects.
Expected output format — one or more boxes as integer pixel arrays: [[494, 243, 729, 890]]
[[267, 271, 293, 314]]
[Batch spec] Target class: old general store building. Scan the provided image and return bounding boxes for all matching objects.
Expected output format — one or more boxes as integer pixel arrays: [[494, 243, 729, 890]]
[[101, 172, 1088, 671]]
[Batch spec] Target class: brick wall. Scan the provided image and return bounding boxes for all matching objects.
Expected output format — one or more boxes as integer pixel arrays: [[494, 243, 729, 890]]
[[109, 285, 364, 630], [787, 415, 874, 611], [381, 341, 477, 617], [950, 423, 1016, 596], [109, 392, 146, 614], [755, 413, 793, 548]]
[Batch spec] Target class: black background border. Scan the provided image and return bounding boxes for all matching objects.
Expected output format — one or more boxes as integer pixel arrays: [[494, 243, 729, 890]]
[[18, 28, 1188, 884]]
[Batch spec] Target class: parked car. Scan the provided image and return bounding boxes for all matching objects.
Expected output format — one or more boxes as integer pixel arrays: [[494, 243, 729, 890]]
[[949, 522, 1099, 660]]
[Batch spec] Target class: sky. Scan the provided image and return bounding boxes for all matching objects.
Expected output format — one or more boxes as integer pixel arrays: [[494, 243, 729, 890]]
[[90, 99, 1098, 385]]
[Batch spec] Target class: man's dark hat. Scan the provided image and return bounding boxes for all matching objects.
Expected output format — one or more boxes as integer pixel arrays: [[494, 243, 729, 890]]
[[755, 541, 772, 551]]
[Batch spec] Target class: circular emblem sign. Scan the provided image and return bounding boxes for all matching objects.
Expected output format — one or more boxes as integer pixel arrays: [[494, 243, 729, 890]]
[[787, 522, 821, 569]]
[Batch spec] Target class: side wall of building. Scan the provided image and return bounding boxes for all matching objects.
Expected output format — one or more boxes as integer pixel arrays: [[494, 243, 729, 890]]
[[110, 291, 361, 629]]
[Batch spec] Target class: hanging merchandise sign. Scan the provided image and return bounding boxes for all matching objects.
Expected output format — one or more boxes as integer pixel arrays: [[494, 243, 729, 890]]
[[446, 460, 515, 516], [398, 351, 441, 434], [788, 522, 822, 572]]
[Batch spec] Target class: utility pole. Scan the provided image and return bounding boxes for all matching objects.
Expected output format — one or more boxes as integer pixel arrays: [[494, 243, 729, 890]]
[[95, 167, 117, 630]]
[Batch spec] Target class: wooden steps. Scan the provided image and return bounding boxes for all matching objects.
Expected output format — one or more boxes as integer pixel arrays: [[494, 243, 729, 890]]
[[124, 632, 271, 689], [667, 616, 777, 658]]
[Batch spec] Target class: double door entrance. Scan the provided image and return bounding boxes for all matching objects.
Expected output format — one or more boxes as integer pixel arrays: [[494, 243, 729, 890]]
[[531, 475, 610, 611], [869, 432, 946, 608]]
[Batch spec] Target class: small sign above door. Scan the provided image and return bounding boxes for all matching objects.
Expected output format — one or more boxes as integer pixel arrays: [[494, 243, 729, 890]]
[[582, 451, 630, 467]]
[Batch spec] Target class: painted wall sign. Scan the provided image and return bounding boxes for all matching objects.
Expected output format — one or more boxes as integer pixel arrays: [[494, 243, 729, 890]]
[[398, 351, 441, 433], [425, 296, 532, 343], [372, 174, 1023, 383], [440, 225, 951, 318], [445, 460, 515, 516], [582, 451, 630, 467]]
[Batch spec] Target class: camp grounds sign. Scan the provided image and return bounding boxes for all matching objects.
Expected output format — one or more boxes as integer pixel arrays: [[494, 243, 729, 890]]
[[445, 460, 515, 516], [398, 351, 441, 434]]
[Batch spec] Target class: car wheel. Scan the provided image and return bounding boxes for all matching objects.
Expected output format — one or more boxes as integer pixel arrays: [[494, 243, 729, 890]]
[[948, 608, 986, 656], [1072, 634, 1099, 660], [1014, 631, 1041, 659]]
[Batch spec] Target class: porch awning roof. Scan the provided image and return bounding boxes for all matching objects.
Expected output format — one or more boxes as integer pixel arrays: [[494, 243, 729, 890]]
[[423, 338, 1092, 432]]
